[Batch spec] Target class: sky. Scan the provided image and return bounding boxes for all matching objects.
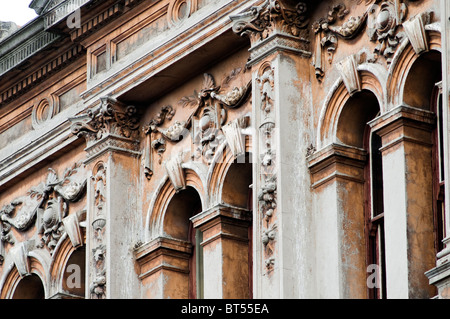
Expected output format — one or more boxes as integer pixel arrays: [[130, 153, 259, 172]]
[[0, 0, 38, 26]]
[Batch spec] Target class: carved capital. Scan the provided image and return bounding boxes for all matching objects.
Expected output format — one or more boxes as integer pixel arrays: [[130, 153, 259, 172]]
[[231, 0, 309, 41], [230, 0, 310, 62], [70, 97, 140, 146]]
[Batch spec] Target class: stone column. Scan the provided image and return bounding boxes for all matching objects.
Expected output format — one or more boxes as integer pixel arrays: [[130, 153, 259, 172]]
[[370, 105, 436, 299], [307, 144, 368, 298], [134, 237, 191, 299], [190, 203, 251, 299], [230, 0, 314, 298], [69, 97, 142, 299]]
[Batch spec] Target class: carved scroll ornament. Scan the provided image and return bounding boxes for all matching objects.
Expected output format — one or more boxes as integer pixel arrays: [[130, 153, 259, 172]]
[[230, 0, 309, 44], [0, 162, 87, 261], [70, 97, 140, 144], [143, 68, 251, 177], [312, 0, 428, 81]]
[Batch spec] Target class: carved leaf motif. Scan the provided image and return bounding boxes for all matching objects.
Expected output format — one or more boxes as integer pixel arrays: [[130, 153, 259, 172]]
[[220, 67, 242, 89], [178, 90, 200, 108], [202, 73, 216, 90]]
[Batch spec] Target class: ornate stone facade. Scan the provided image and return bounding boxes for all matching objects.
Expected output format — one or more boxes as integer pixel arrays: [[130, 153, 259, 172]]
[[0, 0, 449, 300]]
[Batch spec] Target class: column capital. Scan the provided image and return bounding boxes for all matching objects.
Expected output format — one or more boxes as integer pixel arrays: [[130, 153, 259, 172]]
[[230, 0, 311, 65], [369, 105, 436, 153], [69, 97, 141, 162], [308, 143, 367, 189], [190, 203, 252, 230]]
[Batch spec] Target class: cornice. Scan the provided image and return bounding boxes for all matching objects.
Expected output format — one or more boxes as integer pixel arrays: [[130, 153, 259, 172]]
[[0, 44, 85, 106]]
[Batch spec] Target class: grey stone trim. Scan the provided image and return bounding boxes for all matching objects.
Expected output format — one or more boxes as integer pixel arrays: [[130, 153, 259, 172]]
[[43, 0, 92, 29], [0, 30, 60, 77]]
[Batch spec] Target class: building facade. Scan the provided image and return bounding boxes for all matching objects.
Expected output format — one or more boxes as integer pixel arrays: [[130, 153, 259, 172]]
[[0, 0, 450, 299]]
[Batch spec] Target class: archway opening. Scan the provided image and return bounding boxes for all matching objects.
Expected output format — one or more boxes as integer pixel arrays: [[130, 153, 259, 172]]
[[336, 89, 384, 298], [221, 151, 253, 298], [12, 274, 45, 299], [222, 152, 253, 209], [337, 90, 380, 148], [403, 50, 442, 110], [163, 186, 202, 298]]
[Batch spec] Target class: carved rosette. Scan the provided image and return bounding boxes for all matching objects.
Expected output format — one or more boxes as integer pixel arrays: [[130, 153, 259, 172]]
[[256, 64, 277, 273], [70, 97, 140, 161], [230, 0, 310, 64]]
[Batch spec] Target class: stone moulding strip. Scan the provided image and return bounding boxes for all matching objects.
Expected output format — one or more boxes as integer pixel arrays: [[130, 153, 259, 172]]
[[0, 44, 85, 106], [0, 30, 61, 77], [70, 3, 124, 42], [247, 32, 311, 67], [82, 134, 141, 165], [80, 0, 252, 102], [44, 0, 92, 29], [0, 121, 77, 191]]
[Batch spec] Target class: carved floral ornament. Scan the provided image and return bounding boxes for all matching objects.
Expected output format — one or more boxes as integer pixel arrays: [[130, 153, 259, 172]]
[[0, 162, 87, 264], [143, 68, 251, 180], [230, 0, 309, 44], [312, 0, 428, 81], [70, 97, 140, 145], [90, 162, 107, 299], [256, 62, 277, 272]]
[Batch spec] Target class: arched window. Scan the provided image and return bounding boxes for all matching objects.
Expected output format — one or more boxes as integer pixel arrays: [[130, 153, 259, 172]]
[[364, 127, 386, 299], [12, 274, 45, 299], [432, 82, 446, 254], [164, 186, 203, 299]]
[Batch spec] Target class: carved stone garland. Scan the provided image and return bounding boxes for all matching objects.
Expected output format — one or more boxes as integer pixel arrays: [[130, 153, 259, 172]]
[[90, 162, 107, 299], [0, 162, 87, 262], [143, 68, 251, 177], [257, 64, 277, 273]]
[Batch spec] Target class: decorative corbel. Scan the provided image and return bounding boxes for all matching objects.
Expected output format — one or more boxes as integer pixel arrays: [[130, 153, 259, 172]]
[[222, 115, 251, 158], [230, 0, 309, 45], [70, 97, 140, 145], [11, 240, 34, 277], [403, 11, 432, 55], [164, 153, 186, 192], [336, 54, 361, 96], [62, 210, 86, 248]]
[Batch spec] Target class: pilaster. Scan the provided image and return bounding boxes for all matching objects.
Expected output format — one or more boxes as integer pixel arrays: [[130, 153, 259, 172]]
[[69, 97, 141, 299], [230, 0, 313, 298], [308, 143, 368, 298], [370, 105, 436, 299], [190, 203, 252, 299]]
